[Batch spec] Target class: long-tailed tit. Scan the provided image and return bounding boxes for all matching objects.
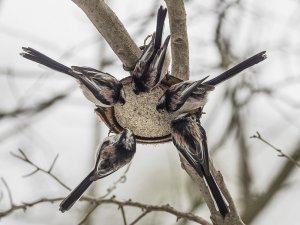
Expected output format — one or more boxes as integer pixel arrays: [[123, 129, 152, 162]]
[[157, 51, 267, 114], [20, 47, 126, 107], [171, 112, 229, 217], [131, 6, 171, 94], [59, 128, 136, 212]]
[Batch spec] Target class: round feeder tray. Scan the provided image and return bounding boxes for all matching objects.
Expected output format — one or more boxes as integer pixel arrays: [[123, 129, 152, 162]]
[[95, 75, 182, 144]]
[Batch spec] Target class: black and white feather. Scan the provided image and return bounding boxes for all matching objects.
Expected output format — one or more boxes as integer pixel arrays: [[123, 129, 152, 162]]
[[131, 6, 171, 94], [171, 112, 229, 217], [20, 47, 126, 107], [157, 51, 267, 114], [59, 128, 136, 212]]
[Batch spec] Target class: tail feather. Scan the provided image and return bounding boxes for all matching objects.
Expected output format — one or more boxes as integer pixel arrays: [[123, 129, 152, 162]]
[[175, 146, 228, 217], [59, 170, 94, 212], [204, 173, 229, 217], [155, 6, 168, 50], [205, 51, 267, 86], [20, 47, 75, 77]]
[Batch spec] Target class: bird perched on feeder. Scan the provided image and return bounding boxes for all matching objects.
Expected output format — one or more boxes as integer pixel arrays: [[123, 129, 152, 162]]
[[171, 112, 229, 217], [20, 47, 126, 107], [157, 51, 267, 114], [59, 128, 136, 212], [131, 6, 171, 94]]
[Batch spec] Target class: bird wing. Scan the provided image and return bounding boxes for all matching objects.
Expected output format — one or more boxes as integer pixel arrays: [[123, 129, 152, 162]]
[[154, 6, 167, 50], [95, 143, 120, 178], [72, 66, 117, 86], [150, 35, 171, 87], [198, 125, 210, 176], [133, 39, 156, 79], [177, 76, 210, 106], [71, 66, 106, 77], [172, 136, 203, 177]]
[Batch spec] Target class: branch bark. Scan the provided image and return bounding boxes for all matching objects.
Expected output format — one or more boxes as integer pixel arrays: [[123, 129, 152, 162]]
[[164, 0, 189, 80], [72, 0, 141, 69], [181, 157, 245, 225]]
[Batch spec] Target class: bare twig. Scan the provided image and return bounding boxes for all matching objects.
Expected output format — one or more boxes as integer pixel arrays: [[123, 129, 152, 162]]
[[251, 132, 300, 168], [100, 163, 132, 199], [129, 210, 150, 225], [10, 149, 71, 190], [164, 0, 189, 80], [0, 196, 211, 225], [88, 199, 211, 225], [48, 154, 59, 173], [0, 197, 63, 218], [120, 205, 128, 225], [77, 204, 99, 225], [242, 139, 300, 224], [1, 178, 14, 207]]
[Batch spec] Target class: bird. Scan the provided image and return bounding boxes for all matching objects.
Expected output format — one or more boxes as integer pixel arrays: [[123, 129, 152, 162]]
[[170, 112, 229, 217], [131, 5, 171, 95], [20, 47, 126, 107], [59, 128, 136, 212], [156, 51, 267, 114]]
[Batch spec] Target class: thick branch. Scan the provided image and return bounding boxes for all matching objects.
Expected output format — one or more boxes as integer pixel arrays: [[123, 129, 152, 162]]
[[164, 0, 189, 80], [180, 157, 245, 225], [72, 0, 141, 69]]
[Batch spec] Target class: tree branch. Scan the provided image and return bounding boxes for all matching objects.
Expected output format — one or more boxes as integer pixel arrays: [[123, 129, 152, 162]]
[[243, 135, 300, 224], [0, 195, 211, 225], [72, 0, 141, 69], [10, 149, 71, 191], [164, 0, 189, 80], [77, 204, 99, 225], [251, 132, 300, 168], [180, 157, 245, 225], [120, 205, 128, 225]]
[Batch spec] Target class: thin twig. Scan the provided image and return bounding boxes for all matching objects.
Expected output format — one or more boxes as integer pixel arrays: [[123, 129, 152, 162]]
[[100, 163, 132, 199], [120, 205, 128, 225], [129, 210, 150, 225], [0, 197, 63, 218], [1, 178, 14, 207], [10, 149, 71, 190], [77, 204, 99, 225], [242, 139, 300, 223], [0, 195, 211, 225], [48, 154, 59, 173], [251, 132, 300, 168]]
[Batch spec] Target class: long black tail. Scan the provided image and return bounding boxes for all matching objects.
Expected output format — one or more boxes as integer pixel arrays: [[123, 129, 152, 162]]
[[175, 146, 229, 217], [59, 170, 94, 213], [205, 51, 267, 86], [204, 172, 229, 217], [20, 47, 76, 78], [155, 6, 168, 50]]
